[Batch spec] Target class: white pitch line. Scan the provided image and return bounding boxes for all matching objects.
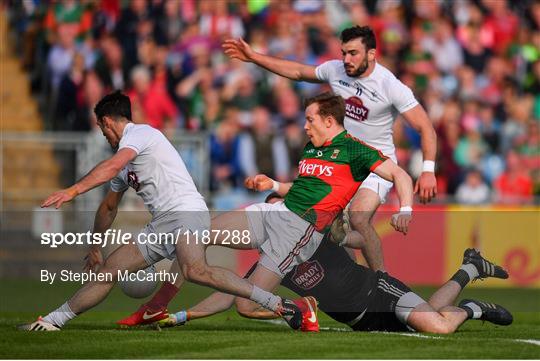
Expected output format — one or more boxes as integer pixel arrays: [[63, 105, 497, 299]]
[[256, 319, 539, 345], [255, 319, 287, 326], [374, 331, 443, 340], [256, 320, 351, 332], [319, 326, 351, 332], [394, 332, 443, 340], [514, 339, 540, 346]]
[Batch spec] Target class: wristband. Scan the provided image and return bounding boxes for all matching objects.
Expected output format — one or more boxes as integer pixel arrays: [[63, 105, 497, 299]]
[[399, 206, 413, 214], [422, 160, 435, 172], [271, 180, 280, 192]]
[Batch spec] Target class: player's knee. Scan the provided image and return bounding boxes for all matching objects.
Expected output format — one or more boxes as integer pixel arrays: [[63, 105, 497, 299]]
[[182, 262, 210, 283], [99, 262, 120, 282], [348, 210, 371, 229], [424, 320, 455, 334]]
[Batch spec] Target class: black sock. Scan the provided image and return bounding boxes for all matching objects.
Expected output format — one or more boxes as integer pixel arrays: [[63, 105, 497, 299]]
[[459, 301, 483, 319], [459, 304, 474, 319], [450, 269, 470, 289]]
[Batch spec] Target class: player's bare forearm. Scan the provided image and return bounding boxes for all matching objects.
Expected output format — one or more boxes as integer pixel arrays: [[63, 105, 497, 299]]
[[391, 169, 414, 235], [237, 307, 278, 320], [93, 190, 124, 234], [186, 292, 236, 320], [93, 206, 116, 235], [84, 190, 123, 271], [417, 116, 437, 202], [244, 174, 292, 196], [373, 160, 413, 207], [250, 52, 320, 82], [223, 38, 319, 81], [374, 160, 413, 234], [392, 168, 414, 208], [419, 123, 437, 163], [402, 105, 438, 202], [275, 181, 292, 197]]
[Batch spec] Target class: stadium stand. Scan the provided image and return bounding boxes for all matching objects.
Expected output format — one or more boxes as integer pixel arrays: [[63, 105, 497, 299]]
[[2, 0, 539, 207]]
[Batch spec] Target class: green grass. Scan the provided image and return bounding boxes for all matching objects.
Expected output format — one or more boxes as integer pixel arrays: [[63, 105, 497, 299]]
[[0, 280, 539, 359]]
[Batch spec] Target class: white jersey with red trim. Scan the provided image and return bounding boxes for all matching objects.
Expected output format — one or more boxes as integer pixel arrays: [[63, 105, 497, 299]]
[[315, 61, 419, 161], [110, 123, 207, 221]]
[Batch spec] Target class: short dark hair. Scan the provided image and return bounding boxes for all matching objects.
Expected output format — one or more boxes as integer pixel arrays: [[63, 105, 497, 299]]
[[340, 26, 376, 50], [264, 192, 282, 203], [94, 91, 132, 122], [304, 92, 345, 126]]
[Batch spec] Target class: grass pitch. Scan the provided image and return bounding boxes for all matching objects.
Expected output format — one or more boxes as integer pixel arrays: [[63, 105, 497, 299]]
[[1, 280, 539, 359]]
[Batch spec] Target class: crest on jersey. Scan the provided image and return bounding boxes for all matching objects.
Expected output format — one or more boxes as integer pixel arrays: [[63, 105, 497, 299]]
[[291, 260, 325, 290], [345, 96, 369, 122], [127, 171, 140, 191], [331, 149, 340, 159]]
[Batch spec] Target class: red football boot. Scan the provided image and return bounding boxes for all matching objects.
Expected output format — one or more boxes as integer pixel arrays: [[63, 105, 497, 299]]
[[293, 296, 319, 332], [116, 304, 168, 327]]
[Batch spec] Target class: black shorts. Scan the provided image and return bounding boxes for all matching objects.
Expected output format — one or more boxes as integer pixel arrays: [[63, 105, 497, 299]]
[[349, 272, 418, 332]]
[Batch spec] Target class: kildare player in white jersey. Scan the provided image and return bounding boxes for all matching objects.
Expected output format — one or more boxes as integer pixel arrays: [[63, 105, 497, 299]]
[[21, 92, 302, 331], [223, 26, 437, 271]]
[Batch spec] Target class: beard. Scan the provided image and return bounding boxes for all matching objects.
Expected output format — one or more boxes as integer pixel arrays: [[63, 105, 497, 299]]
[[106, 137, 119, 151], [345, 57, 369, 77]]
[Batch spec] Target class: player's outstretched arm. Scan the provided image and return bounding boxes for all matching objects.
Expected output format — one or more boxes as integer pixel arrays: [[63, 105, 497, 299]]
[[222, 38, 320, 82], [162, 291, 277, 328], [401, 105, 437, 204], [84, 189, 125, 272], [41, 148, 136, 209], [236, 302, 278, 319], [186, 292, 236, 320], [372, 160, 414, 235], [244, 174, 292, 197], [159, 292, 236, 328]]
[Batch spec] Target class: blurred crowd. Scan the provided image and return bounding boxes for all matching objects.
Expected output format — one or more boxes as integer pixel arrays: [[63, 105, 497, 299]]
[[6, 0, 540, 204]]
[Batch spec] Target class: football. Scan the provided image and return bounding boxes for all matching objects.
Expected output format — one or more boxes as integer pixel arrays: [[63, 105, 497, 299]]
[[118, 265, 159, 299]]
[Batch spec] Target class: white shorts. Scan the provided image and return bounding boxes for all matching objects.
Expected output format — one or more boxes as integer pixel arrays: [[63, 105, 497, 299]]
[[245, 201, 324, 277], [136, 212, 210, 265], [358, 172, 394, 204]]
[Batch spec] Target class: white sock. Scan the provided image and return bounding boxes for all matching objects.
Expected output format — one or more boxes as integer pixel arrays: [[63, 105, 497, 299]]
[[460, 263, 479, 281], [250, 286, 281, 312], [463, 301, 483, 319], [42, 302, 76, 328]]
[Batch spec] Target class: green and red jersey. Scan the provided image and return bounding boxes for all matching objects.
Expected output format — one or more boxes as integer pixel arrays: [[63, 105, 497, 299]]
[[284, 130, 387, 232]]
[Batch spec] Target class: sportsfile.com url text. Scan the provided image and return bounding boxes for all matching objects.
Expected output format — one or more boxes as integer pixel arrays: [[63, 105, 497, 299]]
[[40, 229, 251, 248]]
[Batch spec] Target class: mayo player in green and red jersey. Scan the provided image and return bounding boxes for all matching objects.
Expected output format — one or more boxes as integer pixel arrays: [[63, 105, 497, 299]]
[[199, 92, 413, 312]]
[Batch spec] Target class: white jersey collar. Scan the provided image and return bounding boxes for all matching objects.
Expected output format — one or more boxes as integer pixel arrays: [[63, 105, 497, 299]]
[[121, 122, 135, 139]]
